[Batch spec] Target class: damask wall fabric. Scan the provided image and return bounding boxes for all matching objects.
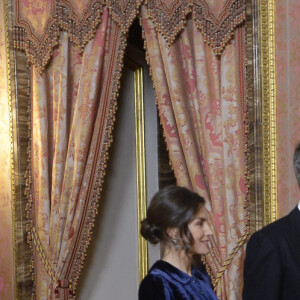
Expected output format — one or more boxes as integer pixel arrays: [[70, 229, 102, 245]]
[[275, 0, 300, 217], [0, 2, 14, 299], [141, 5, 248, 299]]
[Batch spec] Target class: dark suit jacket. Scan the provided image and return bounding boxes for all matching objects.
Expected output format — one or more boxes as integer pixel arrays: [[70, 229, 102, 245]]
[[243, 206, 300, 300]]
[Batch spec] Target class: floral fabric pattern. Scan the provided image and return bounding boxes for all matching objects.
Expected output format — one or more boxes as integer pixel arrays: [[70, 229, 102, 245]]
[[141, 6, 248, 299], [13, 0, 143, 72], [145, 0, 246, 54], [12, 0, 245, 71], [30, 8, 126, 299], [10, 1, 249, 299]]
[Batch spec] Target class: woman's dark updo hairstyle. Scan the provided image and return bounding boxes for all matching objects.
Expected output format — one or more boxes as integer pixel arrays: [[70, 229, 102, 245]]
[[140, 185, 205, 253]]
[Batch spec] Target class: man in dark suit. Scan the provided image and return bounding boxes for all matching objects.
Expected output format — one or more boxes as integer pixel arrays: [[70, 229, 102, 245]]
[[243, 143, 300, 300]]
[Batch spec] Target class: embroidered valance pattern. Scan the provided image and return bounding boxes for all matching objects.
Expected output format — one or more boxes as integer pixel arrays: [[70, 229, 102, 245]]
[[145, 0, 245, 54], [13, 0, 245, 72], [13, 0, 143, 72]]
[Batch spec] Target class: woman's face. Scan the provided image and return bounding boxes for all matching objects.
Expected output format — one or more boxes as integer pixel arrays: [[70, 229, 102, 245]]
[[188, 206, 213, 256]]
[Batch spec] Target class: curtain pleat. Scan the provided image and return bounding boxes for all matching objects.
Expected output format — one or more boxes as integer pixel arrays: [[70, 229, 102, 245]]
[[141, 5, 249, 299], [29, 8, 126, 299]]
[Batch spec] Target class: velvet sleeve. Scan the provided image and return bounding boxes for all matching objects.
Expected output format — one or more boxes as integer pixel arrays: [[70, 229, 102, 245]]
[[242, 231, 281, 300], [138, 274, 170, 300]]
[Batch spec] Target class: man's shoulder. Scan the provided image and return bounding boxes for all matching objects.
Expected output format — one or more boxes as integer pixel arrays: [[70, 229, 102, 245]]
[[256, 206, 299, 237], [251, 213, 290, 241]]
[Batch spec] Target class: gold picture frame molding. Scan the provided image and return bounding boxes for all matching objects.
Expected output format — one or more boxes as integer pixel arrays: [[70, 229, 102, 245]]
[[133, 65, 149, 282], [259, 0, 278, 225]]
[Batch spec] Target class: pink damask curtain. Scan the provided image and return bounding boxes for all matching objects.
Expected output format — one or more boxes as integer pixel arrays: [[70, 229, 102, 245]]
[[27, 8, 126, 299], [141, 4, 248, 299]]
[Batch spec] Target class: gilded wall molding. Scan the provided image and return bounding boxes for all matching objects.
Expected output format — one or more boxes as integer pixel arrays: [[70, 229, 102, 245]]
[[259, 0, 277, 225], [133, 65, 149, 282]]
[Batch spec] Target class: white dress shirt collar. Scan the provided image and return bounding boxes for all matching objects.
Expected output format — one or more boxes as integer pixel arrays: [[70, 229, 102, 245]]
[[298, 201, 300, 211]]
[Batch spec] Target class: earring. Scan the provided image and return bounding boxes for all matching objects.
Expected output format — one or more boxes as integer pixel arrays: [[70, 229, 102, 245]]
[[171, 238, 178, 250]]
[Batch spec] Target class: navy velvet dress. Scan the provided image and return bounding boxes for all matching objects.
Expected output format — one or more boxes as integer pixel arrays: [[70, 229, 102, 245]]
[[139, 260, 218, 300]]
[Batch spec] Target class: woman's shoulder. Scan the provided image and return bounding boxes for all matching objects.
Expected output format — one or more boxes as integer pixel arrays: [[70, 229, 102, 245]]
[[139, 270, 170, 300], [140, 261, 170, 286], [140, 272, 165, 288]]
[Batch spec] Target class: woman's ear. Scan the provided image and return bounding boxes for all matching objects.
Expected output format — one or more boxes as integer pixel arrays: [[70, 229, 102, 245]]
[[166, 227, 179, 239]]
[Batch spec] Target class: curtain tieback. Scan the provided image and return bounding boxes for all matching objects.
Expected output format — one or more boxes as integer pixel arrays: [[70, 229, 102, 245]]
[[54, 279, 74, 298]]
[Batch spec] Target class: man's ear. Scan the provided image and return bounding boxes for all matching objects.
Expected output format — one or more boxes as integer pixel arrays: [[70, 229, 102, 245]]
[[166, 227, 179, 239]]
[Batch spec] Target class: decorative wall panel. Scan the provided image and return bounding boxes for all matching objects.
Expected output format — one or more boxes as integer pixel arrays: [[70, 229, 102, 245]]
[[275, 0, 300, 217]]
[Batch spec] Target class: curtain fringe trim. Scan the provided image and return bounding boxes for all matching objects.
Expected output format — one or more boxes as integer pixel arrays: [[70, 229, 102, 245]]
[[24, 65, 35, 298], [144, 0, 246, 55], [24, 28, 128, 297], [139, 14, 177, 179], [13, 1, 105, 73], [62, 32, 128, 295]]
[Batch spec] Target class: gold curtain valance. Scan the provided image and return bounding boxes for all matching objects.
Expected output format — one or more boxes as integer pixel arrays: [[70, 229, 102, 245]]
[[13, 0, 143, 72], [145, 0, 245, 54], [13, 0, 246, 72]]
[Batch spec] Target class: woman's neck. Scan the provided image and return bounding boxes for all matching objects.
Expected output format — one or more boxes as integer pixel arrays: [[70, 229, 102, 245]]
[[162, 247, 192, 276]]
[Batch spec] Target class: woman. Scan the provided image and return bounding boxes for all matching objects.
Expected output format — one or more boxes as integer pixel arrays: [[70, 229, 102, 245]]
[[139, 185, 218, 300]]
